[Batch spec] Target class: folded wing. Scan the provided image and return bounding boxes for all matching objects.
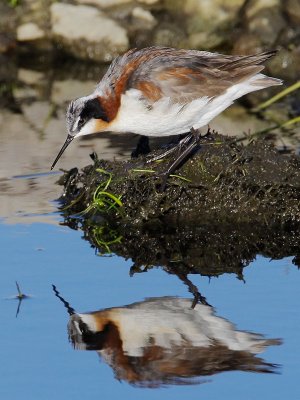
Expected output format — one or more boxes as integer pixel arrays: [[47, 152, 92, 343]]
[[124, 47, 281, 103]]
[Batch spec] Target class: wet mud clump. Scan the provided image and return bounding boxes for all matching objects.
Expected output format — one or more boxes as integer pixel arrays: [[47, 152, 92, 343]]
[[58, 133, 300, 226], [58, 133, 300, 280]]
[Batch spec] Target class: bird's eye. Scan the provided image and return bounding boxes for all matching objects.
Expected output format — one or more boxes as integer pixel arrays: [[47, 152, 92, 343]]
[[78, 117, 85, 129], [78, 320, 88, 335]]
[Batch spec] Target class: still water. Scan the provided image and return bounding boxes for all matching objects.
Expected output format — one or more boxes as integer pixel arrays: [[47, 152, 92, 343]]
[[1, 219, 299, 399], [1, 61, 299, 399]]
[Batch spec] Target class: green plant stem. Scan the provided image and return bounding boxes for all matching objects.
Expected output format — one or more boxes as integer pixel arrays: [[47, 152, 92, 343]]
[[281, 115, 300, 127], [253, 81, 300, 112]]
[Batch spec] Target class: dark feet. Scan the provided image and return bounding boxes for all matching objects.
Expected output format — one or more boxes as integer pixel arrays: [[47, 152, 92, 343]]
[[131, 136, 151, 158], [159, 128, 203, 192], [178, 272, 211, 308], [132, 128, 213, 191]]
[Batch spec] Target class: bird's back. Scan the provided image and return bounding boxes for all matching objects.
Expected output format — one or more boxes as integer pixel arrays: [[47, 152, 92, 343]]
[[95, 47, 281, 137]]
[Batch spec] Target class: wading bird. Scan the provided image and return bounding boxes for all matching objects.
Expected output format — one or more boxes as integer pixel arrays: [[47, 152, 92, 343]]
[[51, 46, 281, 171]]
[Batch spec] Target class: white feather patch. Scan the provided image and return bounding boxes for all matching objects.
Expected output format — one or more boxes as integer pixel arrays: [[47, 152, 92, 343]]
[[76, 118, 99, 137], [110, 74, 274, 137]]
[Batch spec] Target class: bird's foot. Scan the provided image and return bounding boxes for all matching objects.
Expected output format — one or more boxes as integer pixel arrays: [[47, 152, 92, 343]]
[[158, 128, 202, 192], [145, 133, 194, 164], [131, 136, 151, 158], [90, 151, 99, 162]]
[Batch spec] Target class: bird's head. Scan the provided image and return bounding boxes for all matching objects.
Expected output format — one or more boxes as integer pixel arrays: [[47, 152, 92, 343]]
[[51, 96, 109, 170]]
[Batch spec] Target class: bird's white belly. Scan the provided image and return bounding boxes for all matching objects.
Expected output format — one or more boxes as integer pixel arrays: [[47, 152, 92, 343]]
[[108, 74, 271, 137], [109, 89, 213, 137]]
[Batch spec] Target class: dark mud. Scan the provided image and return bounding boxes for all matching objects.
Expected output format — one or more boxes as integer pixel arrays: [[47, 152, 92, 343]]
[[58, 133, 300, 280], [59, 133, 300, 224]]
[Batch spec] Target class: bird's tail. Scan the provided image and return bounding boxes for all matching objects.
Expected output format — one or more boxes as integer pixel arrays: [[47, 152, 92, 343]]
[[251, 73, 283, 89]]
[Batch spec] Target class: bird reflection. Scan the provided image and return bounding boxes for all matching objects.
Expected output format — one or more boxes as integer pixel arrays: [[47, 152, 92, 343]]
[[53, 289, 281, 387]]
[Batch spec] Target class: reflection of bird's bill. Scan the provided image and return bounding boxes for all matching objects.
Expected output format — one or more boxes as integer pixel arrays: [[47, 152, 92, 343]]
[[51, 134, 74, 170], [67, 297, 281, 387]]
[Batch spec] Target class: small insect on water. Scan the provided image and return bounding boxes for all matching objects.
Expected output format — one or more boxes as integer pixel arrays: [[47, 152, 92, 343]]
[[5, 281, 31, 318], [51, 46, 282, 178]]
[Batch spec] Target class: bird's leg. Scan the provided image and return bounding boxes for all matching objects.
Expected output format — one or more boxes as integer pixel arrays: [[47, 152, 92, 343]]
[[131, 135, 151, 158], [159, 128, 201, 191], [145, 134, 193, 164], [204, 124, 214, 139], [148, 127, 212, 165], [167, 267, 211, 308]]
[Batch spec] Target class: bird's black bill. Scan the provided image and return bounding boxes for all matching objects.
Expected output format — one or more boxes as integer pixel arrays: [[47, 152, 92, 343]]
[[51, 134, 74, 170]]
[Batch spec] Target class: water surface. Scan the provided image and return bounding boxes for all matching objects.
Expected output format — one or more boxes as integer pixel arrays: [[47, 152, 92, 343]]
[[1, 219, 299, 399], [1, 61, 299, 400]]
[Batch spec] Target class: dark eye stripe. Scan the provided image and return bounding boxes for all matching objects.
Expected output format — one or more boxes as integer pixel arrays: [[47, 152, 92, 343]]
[[81, 98, 109, 123], [77, 117, 85, 130]]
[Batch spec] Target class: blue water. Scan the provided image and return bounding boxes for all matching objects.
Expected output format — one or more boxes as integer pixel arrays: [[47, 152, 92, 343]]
[[1, 221, 299, 399]]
